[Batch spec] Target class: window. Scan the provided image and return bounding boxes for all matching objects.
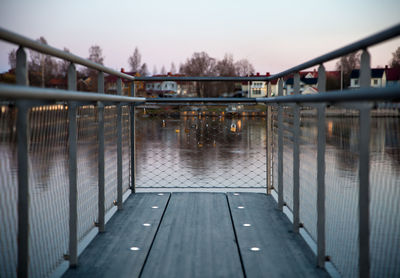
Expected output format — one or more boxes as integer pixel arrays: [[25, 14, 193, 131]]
[[354, 79, 359, 85], [373, 79, 378, 85]]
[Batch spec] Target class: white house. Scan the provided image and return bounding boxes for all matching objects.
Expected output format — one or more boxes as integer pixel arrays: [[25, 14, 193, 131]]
[[241, 73, 278, 98], [349, 69, 386, 88], [284, 76, 318, 95]]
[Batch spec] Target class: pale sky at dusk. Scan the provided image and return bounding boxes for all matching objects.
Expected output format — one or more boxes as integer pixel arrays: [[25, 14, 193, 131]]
[[0, 0, 399, 74]]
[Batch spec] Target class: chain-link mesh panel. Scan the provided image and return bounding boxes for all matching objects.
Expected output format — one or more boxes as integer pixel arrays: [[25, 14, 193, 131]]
[[325, 108, 360, 278], [299, 108, 318, 242], [0, 103, 18, 278], [135, 108, 267, 189], [272, 105, 278, 194], [104, 106, 117, 211], [122, 106, 131, 193], [28, 105, 69, 277], [282, 106, 294, 208], [77, 106, 98, 241], [369, 105, 400, 277]]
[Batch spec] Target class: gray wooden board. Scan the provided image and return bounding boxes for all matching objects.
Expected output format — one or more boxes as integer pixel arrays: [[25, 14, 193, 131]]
[[140, 192, 244, 278], [227, 193, 330, 278], [63, 193, 170, 278]]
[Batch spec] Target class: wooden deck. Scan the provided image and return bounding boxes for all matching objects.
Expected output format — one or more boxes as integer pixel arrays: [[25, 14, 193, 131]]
[[63, 193, 329, 278]]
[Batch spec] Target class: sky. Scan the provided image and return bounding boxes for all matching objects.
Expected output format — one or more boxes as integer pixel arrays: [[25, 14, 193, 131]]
[[0, 0, 399, 74]]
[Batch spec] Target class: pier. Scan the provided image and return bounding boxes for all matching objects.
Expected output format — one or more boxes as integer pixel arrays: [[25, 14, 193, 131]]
[[0, 24, 400, 278]]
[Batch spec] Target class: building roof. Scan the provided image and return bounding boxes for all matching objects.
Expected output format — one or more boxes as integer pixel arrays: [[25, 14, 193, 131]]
[[285, 77, 318, 85], [48, 78, 67, 86], [350, 69, 385, 79], [385, 67, 400, 81], [105, 70, 139, 83]]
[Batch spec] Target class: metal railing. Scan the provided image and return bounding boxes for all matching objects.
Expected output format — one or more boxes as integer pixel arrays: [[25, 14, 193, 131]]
[[1, 23, 399, 278], [0, 27, 145, 278]]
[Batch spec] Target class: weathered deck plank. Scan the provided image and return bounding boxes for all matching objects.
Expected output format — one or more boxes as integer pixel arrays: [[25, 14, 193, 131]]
[[140, 192, 244, 278], [63, 193, 170, 278], [63, 192, 329, 278], [227, 192, 329, 278]]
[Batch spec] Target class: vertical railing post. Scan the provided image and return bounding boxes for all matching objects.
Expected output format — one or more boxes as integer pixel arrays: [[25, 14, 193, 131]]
[[97, 72, 105, 232], [359, 49, 371, 278], [67, 63, 78, 267], [266, 81, 272, 194], [317, 64, 326, 268], [16, 46, 29, 278], [293, 72, 300, 233], [130, 82, 136, 193], [277, 78, 284, 210], [116, 78, 123, 210]]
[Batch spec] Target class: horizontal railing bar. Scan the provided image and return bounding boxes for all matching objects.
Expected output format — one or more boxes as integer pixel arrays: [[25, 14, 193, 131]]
[[134, 23, 400, 82], [0, 27, 136, 80], [136, 76, 271, 81], [268, 23, 400, 80], [145, 97, 258, 103], [142, 86, 400, 104], [256, 86, 400, 103], [0, 84, 145, 102]]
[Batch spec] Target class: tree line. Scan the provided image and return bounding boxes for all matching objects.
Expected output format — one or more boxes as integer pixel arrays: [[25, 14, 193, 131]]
[[6, 36, 400, 94]]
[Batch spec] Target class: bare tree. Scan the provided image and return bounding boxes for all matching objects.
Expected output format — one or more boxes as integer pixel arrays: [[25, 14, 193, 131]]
[[336, 51, 360, 88], [180, 52, 216, 76], [180, 52, 216, 97], [235, 59, 255, 76], [8, 49, 16, 69], [215, 54, 236, 76], [57, 47, 71, 77], [28, 37, 59, 87], [389, 46, 400, 69], [86, 45, 104, 91], [128, 47, 141, 72], [160, 65, 166, 75], [170, 62, 177, 74], [139, 63, 149, 76], [152, 65, 158, 75]]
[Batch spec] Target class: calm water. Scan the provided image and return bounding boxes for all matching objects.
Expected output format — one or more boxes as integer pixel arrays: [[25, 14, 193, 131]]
[[0, 108, 399, 277]]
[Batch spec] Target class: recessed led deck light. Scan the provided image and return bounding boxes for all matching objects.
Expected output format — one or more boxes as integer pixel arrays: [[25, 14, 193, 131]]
[[243, 224, 251, 227], [130, 247, 140, 251], [233, 193, 240, 196], [143, 223, 151, 227], [237, 206, 245, 209], [250, 247, 260, 251], [157, 193, 164, 196], [151, 206, 159, 209]]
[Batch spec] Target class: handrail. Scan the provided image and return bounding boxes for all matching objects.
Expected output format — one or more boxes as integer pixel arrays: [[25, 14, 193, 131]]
[[0, 84, 145, 102], [134, 23, 400, 82], [1, 23, 399, 83], [143, 86, 400, 104], [0, 27, 136, 81]]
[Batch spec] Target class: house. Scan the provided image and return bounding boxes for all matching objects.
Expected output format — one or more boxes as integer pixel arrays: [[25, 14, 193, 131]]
[[284, 74, 318, 95], [349, 69, 386, 88], [48, 78, 67, 89], [241, 73, 277, 98], [145, 73, 190, 97], [105, 69, 144, 96], [385, 66, 400, 87]]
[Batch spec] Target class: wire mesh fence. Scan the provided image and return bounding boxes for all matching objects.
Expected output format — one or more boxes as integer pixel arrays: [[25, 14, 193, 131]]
[[0, 103, 18, 278], [135, 106, 267, 190], [271, 104, 400, 278], [0, 103, 133, 278]]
